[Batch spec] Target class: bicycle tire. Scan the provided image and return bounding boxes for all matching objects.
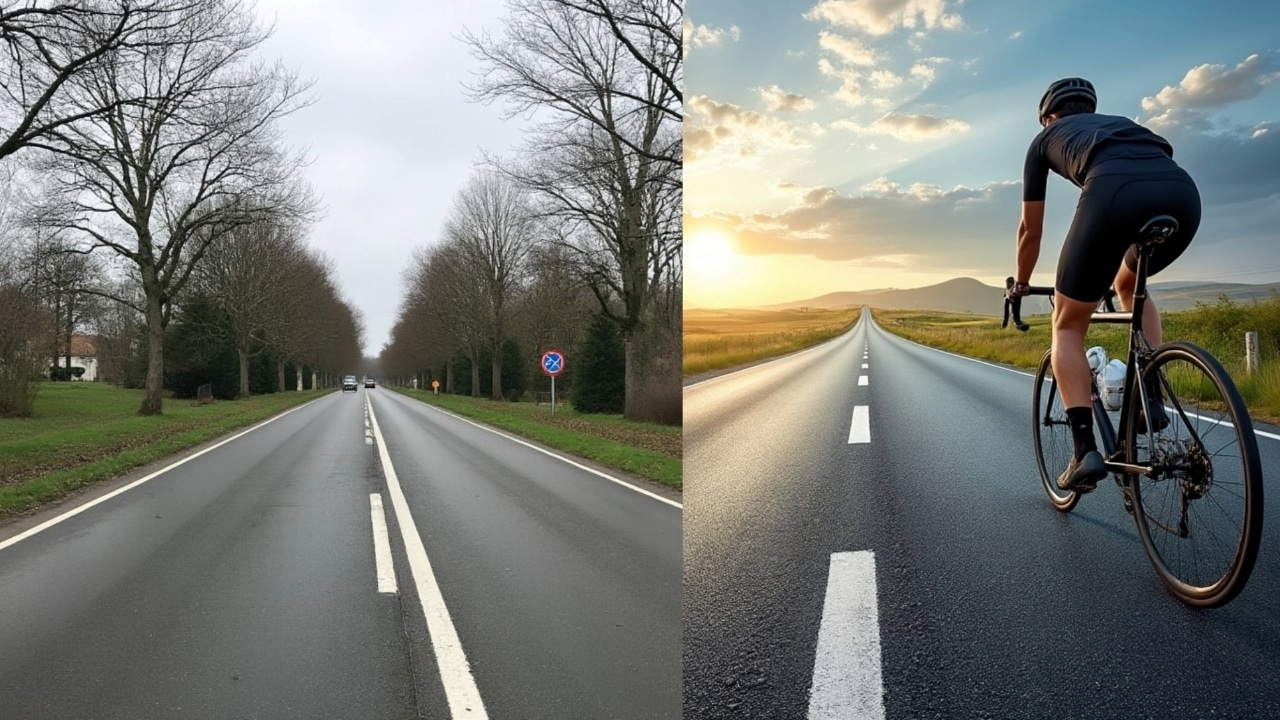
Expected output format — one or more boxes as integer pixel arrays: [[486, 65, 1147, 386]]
[[1126, 341, 1264, 607], [1032, 350, 1080, 512]]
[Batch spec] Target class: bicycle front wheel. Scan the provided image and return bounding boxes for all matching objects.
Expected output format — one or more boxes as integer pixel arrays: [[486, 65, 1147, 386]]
[[1032, 350, 1079, 512], [1127, 342, 1264, 607]]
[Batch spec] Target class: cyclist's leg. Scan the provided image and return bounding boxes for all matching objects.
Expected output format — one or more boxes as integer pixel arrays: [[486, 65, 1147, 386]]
[[1114, 264, 1163, 346], [1049, 295, 1095, 409]]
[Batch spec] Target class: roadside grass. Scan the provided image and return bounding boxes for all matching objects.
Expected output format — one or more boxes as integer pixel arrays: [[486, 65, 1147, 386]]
[[684, 307, 860, 376], [387, 387, 682, 491], [873, 303, 1280, 424], [0, 383, 329, 520]]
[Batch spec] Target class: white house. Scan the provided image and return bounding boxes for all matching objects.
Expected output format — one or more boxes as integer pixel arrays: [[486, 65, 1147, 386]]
[[51, 335, 99, 381]]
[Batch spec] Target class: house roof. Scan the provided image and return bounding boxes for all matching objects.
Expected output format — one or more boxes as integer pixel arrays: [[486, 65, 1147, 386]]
[[69, 335, 97, 357]]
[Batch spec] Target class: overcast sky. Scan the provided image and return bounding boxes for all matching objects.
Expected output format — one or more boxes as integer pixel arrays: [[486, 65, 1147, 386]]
[[684, 0, 1280, 309], [252, 0, 524, 354]]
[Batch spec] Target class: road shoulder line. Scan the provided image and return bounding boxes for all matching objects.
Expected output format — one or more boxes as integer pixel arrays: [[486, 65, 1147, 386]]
[[367, 396, 488, 719]]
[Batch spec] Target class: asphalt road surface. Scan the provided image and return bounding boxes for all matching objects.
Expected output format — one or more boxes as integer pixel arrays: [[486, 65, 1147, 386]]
[[684, 307, 1280, 719], [0, 387, 680, 719]]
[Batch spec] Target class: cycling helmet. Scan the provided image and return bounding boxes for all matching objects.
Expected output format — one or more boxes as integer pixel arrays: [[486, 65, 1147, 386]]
[[1038, 77, 1096, 121]]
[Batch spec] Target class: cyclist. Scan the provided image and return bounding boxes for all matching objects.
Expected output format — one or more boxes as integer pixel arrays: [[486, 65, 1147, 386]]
[[1009, 77, 1201, 493]]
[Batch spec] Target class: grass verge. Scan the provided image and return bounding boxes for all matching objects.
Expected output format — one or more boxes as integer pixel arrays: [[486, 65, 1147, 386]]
[[0, 383, 330, 521], [684, 307, 860, 376], [872, 307, 1280, 425], [388, 387, 682, 491]]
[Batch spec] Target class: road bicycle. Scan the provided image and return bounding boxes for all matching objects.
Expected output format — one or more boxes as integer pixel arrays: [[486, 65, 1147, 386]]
[[1003, 215, 1264, 607]]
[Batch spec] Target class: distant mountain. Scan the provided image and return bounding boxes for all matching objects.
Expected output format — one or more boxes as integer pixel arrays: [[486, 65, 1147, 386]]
[[763, 277, 1011, 315], [754, 278, 1280, 316]]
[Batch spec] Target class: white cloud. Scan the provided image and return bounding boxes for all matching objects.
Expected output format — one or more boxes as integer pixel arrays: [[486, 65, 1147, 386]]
[[758, 85, 817, 113], [817, 30, 876, 65], [1008, 30, 1022, 40], [833, 111, 970, 140], [805, 0, 964, 37], [1141, 53, 1280, 120], [686, 95, 811, 163], [819, 59, 866, 106], [870, 69, 902, 89], [684, 17, 741, 49]]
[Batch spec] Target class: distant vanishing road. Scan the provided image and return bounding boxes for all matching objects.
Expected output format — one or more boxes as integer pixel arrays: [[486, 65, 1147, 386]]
[[0, 388, 681, 719], [684, 307, 1280, 719]]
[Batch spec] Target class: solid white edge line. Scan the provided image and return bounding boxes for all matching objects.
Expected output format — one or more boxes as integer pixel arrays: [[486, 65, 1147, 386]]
[[873, 318, 1280, 441], [848, 406, 870, 444], [387, 392, 682, 510], [369, 493, 398, 595], [0, 393, 331, 554], [808, 550, 885, 720], [367, 397, 488, 719]]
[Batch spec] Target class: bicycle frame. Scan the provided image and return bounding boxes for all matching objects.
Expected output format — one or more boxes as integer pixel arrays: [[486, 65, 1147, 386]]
[[1006, 215, 1182, 482]]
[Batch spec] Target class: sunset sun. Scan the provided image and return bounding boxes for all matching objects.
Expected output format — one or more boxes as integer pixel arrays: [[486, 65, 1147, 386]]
[[686, 230, 741, 285]]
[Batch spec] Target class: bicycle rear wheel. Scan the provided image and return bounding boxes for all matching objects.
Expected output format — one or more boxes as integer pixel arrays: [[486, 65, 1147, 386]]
[[1032, 350, 1079, 512], [1126, 342, 1264, 607]]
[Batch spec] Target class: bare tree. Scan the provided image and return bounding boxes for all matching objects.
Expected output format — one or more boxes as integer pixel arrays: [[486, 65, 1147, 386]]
[[0, 252, 48, 414], [21, 229, 101, 376], [464, 0, 681, 421], [191, 212, 306, 398], [27, 0, 314, 414], [444, 171, 534, 400], [0, 1, 192, 160]]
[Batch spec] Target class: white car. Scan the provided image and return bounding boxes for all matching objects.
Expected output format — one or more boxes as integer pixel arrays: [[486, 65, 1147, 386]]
[[342, 375, 358, 392]]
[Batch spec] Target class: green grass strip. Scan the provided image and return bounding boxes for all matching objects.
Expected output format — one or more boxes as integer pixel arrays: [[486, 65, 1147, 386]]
[[0, 385, 329, 520], [388, 387, 682, 491]]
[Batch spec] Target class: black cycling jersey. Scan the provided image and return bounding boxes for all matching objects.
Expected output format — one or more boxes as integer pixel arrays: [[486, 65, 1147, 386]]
[[1023, 112, 1174, 201]]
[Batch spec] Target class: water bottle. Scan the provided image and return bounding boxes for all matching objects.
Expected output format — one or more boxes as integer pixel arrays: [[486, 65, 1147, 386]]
[[1098, 359, 1127, 411]]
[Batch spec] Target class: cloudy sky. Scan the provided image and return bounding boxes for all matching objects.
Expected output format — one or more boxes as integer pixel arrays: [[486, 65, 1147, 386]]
[[252, 0, 524, 353], [684, 0, 1280, 309]]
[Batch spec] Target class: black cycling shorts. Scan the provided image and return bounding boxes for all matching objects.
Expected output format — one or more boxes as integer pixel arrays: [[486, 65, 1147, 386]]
[[1056, 158, 1201, 303]]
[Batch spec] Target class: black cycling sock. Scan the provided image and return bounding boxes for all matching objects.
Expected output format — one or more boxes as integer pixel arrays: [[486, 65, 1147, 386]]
[[1066, 406, 1096, 461]]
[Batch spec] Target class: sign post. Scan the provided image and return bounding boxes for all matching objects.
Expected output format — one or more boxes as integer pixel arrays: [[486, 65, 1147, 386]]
[[540, 349, 566, 414]]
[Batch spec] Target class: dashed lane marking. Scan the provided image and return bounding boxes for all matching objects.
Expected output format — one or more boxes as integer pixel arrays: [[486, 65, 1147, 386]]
[[808, 551, 885, 720], [848, 406, 870, 444], [858, 376, 868, 387], [369, 493, 397, 594]]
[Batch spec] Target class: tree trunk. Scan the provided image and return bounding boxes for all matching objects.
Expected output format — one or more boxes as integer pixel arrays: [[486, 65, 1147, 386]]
[[470, 350, 481, 398], [311, 370, 317, 390], [140, 290, 165, 415], [64, 296, 74, 375], [237, 346, 250, 399], [277, 359, 285, 392], [491, 341, 503, 401], [446, 361, 454, 394]]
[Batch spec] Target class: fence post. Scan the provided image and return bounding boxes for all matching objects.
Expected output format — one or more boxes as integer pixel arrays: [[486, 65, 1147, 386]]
[[1246, 331, 1259, 375]]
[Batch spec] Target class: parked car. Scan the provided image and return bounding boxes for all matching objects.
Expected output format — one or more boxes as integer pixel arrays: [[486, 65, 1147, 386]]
[[364, 377, 376, 388], [342, 375, 358, 392]]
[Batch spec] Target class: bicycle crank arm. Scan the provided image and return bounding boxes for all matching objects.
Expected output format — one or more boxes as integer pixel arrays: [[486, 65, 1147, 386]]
[[1104, 461, 1153, 476]]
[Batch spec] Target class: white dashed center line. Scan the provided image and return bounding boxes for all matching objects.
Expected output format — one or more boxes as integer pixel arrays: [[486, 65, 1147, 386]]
[[848, 406, 870, 444], [858, 376, 868, 386], [808, 551, 885, 720]]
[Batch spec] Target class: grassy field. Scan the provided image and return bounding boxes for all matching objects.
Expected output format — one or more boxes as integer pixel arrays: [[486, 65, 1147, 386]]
[[388, 387, 682, 490], [874, 297, 1280, 424], [0, 383, 330, 520], [684, 307, 860, 376]]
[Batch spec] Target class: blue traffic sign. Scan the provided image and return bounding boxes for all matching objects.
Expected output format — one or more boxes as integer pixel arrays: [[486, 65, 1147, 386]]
[[541, 350, 565, 376]]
